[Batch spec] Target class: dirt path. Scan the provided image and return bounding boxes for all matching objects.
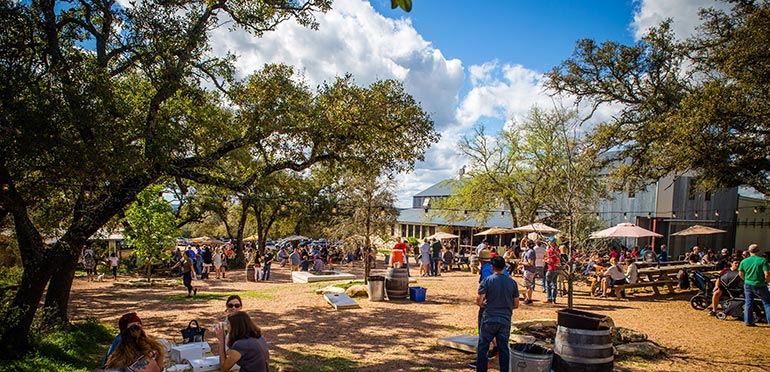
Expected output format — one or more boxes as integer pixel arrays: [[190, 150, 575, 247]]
[[71, 260, 770, 371]]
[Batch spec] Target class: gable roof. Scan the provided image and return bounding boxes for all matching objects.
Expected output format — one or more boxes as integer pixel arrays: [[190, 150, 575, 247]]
[[413, 179, 462, 198]]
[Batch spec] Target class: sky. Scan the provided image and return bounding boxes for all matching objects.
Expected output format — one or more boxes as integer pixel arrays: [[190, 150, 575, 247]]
[[196, 0, 730, 207]]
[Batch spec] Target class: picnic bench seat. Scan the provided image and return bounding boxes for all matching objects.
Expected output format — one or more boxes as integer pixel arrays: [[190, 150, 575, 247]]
[[608, 280, 677, 299]]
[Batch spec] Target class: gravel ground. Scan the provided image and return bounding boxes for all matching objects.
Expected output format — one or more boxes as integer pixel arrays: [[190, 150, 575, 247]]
[[71, 259, 770, 371]]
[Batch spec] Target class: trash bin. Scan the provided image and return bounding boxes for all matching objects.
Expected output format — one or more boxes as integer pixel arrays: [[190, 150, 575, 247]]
[[409, 286, 426, 302], [367, 275, 385, 301], [510, 343, 553, 372]]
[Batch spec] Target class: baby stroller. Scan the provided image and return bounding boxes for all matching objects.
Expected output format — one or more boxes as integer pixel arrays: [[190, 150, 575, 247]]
[[716, 293, 767, 323], [688, 270, 715, 310]]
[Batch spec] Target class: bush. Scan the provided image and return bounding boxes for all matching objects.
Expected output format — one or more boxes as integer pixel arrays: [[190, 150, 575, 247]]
[[0, 265, 22, 288]]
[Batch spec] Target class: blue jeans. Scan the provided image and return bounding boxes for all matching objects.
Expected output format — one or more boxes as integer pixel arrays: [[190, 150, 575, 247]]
[[261, 263, 271, 280], [546, 270, 560, 301], [743, 284, 770, 325], [430, 257, 438, 276], [476, 320, 510, 372]]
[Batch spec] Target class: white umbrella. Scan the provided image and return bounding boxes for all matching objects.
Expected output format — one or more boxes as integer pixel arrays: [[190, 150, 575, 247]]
[[426, 231, 460, 240], [474, 227, 516, 236], [512, 223, 560, 234], [590, 223, 663, 239], [190, 236, 225, 245]]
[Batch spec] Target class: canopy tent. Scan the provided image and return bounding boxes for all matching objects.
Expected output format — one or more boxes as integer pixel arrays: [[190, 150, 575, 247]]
[[512, 223, 560, 234], [670, 225, 728, 236], [590, 223, 663, 239], [282, 235, 310, 242], [190, 236, 225, 245], [243, 235, 259, 242]]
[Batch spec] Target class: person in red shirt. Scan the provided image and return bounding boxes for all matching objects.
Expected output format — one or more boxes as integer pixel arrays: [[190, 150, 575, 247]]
[[391, 237, 408, 268]]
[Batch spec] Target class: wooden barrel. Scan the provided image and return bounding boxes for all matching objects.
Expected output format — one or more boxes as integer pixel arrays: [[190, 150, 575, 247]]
[[385, 268, 409, 299], [552, 325, 613, 372], [245, 264, 256, 282]]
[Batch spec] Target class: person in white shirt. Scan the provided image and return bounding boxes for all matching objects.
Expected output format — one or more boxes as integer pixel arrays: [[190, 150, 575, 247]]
[[599, 258, 628, 298], [625, 259, 639, 284], [476, 239, 488, 255]]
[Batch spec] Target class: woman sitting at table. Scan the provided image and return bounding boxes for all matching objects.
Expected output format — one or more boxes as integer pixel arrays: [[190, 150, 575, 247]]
[[598, 258, 628, 298], [105, 325, 164, 372], [214, 311, 269, 372]]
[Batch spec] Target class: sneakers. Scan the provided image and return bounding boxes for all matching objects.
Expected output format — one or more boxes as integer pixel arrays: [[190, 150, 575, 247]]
[[524, 299, 534, 305], [708, 310, 717, 316], [597, 294, 606, 299]]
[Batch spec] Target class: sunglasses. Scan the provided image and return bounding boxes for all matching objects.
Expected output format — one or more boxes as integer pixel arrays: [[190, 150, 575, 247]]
[[226, 303, 242, 309]]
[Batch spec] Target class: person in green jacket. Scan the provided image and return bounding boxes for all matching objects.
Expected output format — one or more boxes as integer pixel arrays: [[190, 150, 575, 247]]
[[737, 244, 770, 326]]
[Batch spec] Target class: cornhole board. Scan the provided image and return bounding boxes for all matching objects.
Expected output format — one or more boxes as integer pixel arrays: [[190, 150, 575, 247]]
[[324, 293, 359, 310], [438, 335, 478, 353]]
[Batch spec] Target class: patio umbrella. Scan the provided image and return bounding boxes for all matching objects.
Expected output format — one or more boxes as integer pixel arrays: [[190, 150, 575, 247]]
[[426, 231, 459, 240], [670, 225, 727, 236], [474, 227, 515, 248], [474, 227, 516, 236], [590, 223, 663, 239], [512, 223, 560, 234]]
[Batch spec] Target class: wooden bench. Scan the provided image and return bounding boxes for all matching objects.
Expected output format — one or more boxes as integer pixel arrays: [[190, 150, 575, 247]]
[[609, 280, 677, 299]]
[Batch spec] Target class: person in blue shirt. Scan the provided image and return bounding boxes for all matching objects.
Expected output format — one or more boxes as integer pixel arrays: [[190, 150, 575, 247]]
[[101, 312, 142, 369], [261, 250, 274, 281], [656, 244, 669, 262], [475, 256, 520, 372]]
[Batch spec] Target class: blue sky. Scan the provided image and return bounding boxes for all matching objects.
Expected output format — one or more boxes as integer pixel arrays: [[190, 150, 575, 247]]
[[149, 0, 727, 206]]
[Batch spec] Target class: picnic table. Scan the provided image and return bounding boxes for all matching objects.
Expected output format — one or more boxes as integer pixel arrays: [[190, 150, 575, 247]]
[[637, 263, 715, 282], [635, 260, 687, 268]]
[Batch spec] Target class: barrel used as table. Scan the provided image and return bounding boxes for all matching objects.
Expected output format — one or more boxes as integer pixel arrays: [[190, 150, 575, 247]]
[[552, 325, 613, 372], [385, 267, 409, 299], [245, 264, 256, 282]]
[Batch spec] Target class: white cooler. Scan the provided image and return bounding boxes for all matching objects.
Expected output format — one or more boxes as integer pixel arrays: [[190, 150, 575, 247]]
[[187, 356, 240, 372], [169, 342, 211, 363]]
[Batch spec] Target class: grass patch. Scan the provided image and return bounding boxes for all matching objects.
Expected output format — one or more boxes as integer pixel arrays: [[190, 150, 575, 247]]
[[617, 356, 653, 369], [239, 290, 277, 300], [0, 266, 22, 288], [0, 319, 114, 372], [331, 281, 365, 290]]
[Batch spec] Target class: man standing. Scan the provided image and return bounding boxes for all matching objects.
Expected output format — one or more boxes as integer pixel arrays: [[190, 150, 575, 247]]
[[519, 241, 536, 305], [475, 256, 519, 372], [476, 239, 488, 255], [289, 248, 301, 271], [261, 249, 274, 281], [737, 244, 770, 326], [430, 238, 443, 276]]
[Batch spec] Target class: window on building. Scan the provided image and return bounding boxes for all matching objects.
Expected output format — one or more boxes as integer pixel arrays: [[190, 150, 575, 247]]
[[628, 191, 635, 199], [705, 191, 711, 201]]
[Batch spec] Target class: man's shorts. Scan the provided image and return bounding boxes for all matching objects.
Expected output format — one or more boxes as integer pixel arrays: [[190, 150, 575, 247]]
[[522, 271, 536, 289]]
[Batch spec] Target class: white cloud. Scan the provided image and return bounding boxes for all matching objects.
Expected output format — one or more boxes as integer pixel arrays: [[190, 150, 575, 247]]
[[209, 0, 463, 131], [631, 0, 732, 40]]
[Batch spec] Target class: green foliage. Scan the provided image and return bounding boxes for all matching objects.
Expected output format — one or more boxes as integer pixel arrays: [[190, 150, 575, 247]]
[[0, 318, 112, 372], [0, 265, 22, 288], [391, 0, 412, 12], [441, 107, 605, 233], [547, 1, 770, 195], [124, 185, 179, 277], [331, 280, 365, 289]]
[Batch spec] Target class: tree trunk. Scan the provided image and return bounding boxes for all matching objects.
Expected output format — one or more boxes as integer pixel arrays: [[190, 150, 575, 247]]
[[43, 250, 79, 322]]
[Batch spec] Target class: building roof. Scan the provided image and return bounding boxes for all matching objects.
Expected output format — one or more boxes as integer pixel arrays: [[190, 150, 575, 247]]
[[397, 208, 514, 229], [413, 179, 462, 198]]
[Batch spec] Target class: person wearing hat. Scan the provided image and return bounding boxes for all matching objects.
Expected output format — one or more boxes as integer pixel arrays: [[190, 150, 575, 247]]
[[474, 256, 520, 372], [737, 244, 770, 326], [101, 312, 143, 368]]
